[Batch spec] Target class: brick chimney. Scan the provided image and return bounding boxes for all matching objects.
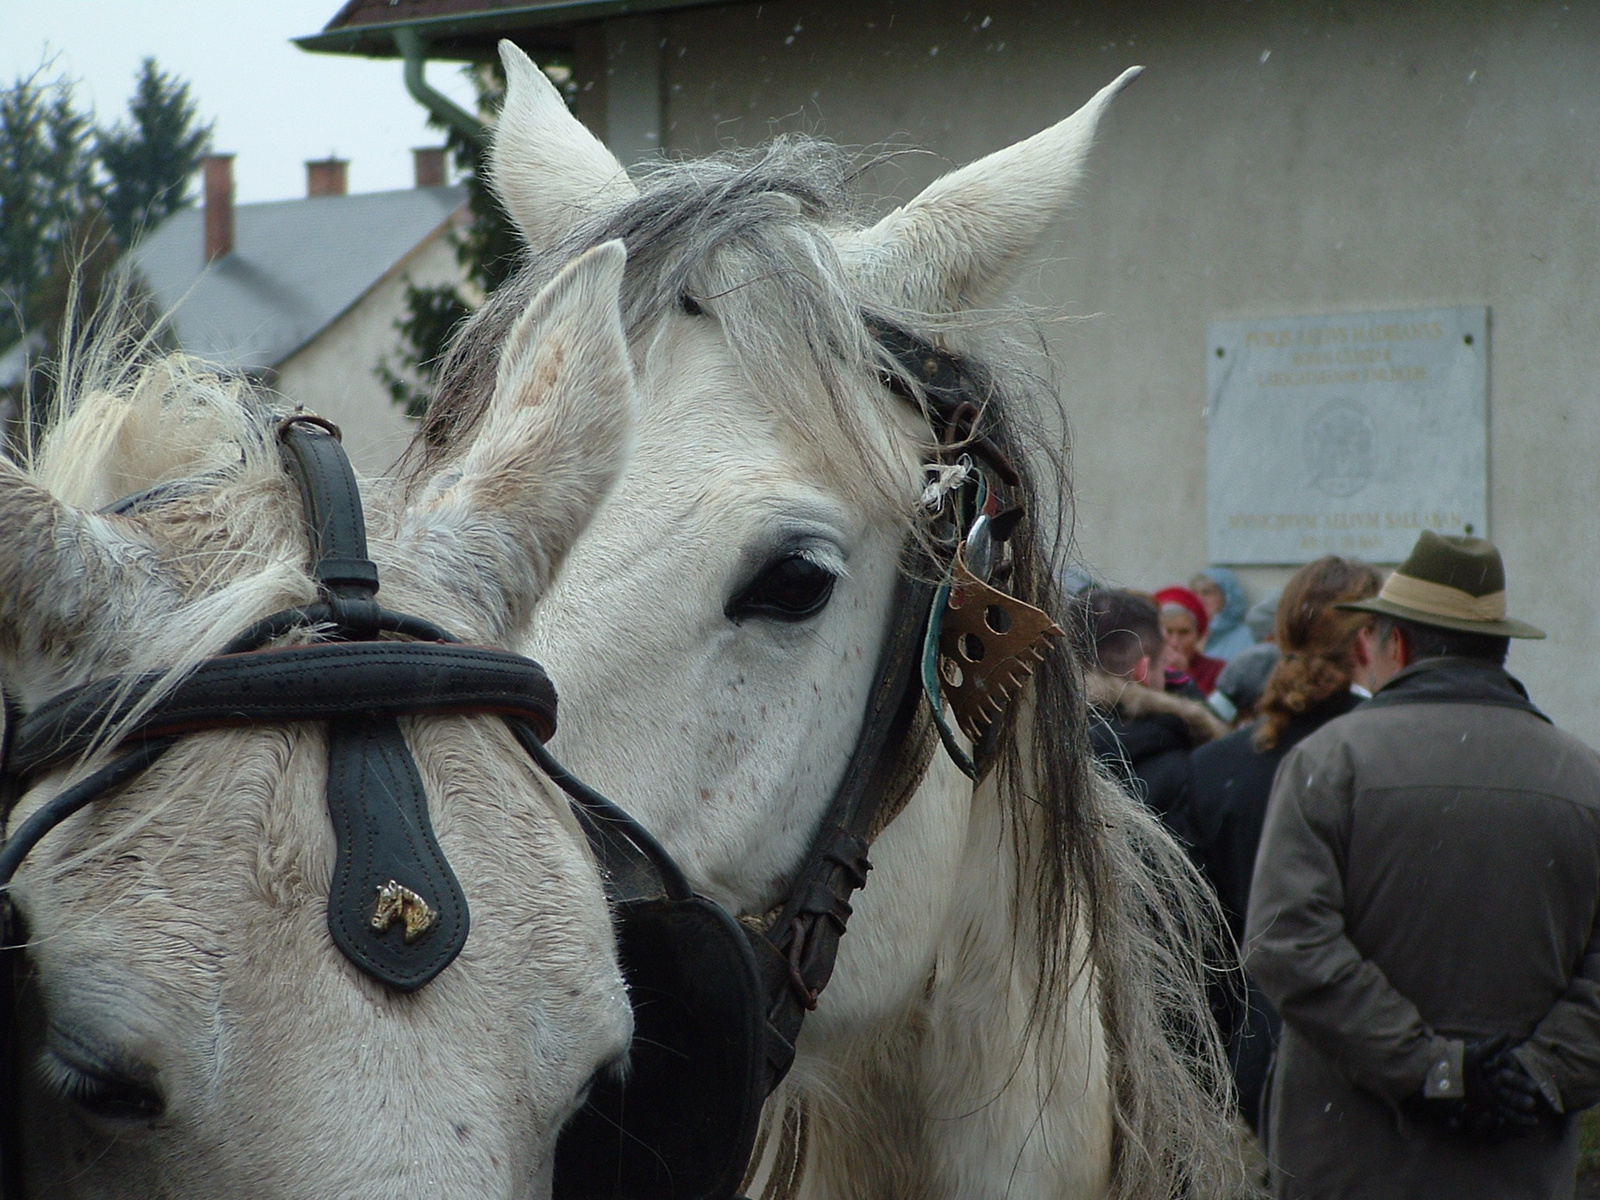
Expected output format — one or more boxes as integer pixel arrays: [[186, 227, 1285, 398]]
[[306, 157, 348, 198], [413, 146, 447, 188], [202, 154, 234, 261]]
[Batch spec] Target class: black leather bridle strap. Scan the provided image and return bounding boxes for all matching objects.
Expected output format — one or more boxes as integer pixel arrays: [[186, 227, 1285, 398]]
[[747, 569, 937, 1091], [739, 321, 1024, 1096], [8, 643, 558, 782], [869, 317, 1020, 488], [277, 417, 470, 991], [278, 414, 382, 609]]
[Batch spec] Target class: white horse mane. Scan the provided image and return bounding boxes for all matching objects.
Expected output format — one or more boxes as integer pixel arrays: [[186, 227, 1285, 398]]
[[411, 131, 1242, 1196], [14, 344, 321, 776]]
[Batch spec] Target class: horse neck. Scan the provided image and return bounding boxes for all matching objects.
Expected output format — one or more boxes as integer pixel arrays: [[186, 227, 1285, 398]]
[[757, 701, 1114, 1200]]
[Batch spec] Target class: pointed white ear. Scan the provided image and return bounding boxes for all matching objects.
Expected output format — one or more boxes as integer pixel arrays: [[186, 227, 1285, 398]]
[[841, 66, 1142, 313], [0, 461, 176, 702], [402, 241, 634, 638], [490, 40, 638, 251]]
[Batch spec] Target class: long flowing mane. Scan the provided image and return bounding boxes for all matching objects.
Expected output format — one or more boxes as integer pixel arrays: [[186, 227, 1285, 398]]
[[408, 138, 1239, 1196]]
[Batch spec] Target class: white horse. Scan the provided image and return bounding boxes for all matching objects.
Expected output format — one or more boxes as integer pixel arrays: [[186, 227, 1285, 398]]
[[406, 45, 1242, 1200], [1, 245, 639, 1197]]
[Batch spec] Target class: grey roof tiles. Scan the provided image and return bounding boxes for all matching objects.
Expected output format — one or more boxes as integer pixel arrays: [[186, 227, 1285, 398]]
[[132, 184, 467, 371]]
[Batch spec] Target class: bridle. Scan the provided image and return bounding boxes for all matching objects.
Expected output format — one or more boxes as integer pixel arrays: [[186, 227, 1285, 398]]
[[0, 325, 1060, 1199]]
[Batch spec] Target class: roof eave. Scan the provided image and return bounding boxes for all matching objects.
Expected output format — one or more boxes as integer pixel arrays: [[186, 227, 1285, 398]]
[[295, 0, 730, 60]]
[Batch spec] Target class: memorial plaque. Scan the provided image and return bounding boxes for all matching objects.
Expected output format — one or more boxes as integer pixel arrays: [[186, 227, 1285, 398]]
[[1206, 306, 1487, 564]]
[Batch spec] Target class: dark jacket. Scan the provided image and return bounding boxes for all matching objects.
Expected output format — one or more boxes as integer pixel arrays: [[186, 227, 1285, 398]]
[[1086, 669, 1226, 823], [1183, 689, 1363, 1133], [1245, 658, 1600, 1199], [1188, 689, 1364, 945]]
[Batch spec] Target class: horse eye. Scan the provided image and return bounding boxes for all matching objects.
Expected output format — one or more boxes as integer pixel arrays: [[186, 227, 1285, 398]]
[[49, 1063, 165, 1122], [678, 293, 704, 316], [727, 554, 837, 624]]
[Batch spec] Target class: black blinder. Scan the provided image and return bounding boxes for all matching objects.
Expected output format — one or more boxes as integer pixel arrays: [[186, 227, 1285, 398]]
[[555, 895, 766, 1200], [517, 737, 767, 1200]]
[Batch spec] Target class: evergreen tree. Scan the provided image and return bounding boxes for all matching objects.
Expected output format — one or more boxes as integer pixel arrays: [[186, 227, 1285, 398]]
[[380, 59, 572, 419], [2, 60, 209, 447], [0, 69, 99, 330], [98, 58, 212, 247]]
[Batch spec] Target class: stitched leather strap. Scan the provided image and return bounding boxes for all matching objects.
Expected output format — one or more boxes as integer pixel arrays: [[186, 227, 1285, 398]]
[[744, 322, 1019, 1095], [324, 715, 469, 990], [278, 415, 382, 602], [8, 642, 557, 783], [747, 569, 937, 1090]]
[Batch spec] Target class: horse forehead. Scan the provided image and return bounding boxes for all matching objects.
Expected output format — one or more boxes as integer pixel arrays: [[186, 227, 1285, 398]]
[[15, 724, 627, 1071]]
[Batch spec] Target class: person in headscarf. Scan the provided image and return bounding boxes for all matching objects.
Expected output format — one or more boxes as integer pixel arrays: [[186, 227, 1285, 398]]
[[1246, 588, 1281, 645], [1191, 566, 1256, 661], [1154, 585, 1226, 695]]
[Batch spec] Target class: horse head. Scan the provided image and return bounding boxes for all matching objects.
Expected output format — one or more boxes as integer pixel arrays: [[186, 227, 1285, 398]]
[[456, 41, 1135, 924], [413, 47, 1239, 1198], [1, 244, 637, 1198]]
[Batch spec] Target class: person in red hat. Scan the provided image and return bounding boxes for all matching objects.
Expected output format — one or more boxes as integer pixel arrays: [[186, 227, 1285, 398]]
[[1154, 585, 1225, 695]]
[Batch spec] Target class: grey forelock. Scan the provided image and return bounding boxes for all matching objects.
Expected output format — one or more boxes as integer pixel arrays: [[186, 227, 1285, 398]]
[[427, 137, 876, 448], [420, 134, 1064, 522]]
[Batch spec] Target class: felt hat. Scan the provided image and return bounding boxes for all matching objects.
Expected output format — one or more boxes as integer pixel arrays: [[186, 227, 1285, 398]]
[[1336, 530, 1544, 639]]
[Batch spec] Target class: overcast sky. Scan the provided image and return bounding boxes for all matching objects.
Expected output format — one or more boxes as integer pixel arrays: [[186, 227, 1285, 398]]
[[3, 0, 481, 204]]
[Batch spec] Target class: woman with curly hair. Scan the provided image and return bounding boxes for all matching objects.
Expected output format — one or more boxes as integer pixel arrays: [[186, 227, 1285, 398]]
[[1179, 556, 1383, 1131]]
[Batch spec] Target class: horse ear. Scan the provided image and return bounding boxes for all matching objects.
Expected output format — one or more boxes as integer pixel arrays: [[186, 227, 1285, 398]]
[[841, 66, 1141, 313], [491, 40, 638, 251], [0, 463, 172, 702], [402, 241, 634, 638]]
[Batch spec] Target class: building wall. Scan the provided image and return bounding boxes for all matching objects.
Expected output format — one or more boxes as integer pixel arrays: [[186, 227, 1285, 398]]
[[603, 0, 1599, 742], [273, 224, 463, 477]]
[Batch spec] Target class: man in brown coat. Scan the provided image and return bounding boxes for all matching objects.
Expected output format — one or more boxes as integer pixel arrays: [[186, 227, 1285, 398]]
[[1245, 531, 1600, 1198]]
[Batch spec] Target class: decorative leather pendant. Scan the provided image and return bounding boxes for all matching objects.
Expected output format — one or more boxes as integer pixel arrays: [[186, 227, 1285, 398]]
[[937, 550, 1064, 741], [324, 715, 469, 992]]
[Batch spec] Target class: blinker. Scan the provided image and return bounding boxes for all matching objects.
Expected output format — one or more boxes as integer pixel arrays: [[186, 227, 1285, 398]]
[[938, 550, 1064, 744]]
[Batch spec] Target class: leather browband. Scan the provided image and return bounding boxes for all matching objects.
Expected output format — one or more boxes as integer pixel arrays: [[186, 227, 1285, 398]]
[[8, 642, 558, 782], [0, 418, 546, 993]]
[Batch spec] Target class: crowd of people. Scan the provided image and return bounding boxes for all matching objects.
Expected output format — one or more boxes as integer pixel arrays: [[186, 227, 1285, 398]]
[[1074, 532, 1600, 1200]]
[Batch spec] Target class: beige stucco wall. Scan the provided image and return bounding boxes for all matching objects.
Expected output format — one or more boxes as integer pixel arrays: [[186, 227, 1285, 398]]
[[273, 221, 464, 478], [609, 0, 1598, 743]]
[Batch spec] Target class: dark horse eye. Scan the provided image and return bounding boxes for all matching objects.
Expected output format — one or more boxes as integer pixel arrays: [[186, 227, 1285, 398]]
[[727, 555, 836, 624], [54, 1065, 166, 1121]]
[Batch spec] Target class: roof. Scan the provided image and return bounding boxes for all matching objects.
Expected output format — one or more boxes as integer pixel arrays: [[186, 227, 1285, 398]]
[[132, 185, 467, 373], [297, 0, 732, 59]]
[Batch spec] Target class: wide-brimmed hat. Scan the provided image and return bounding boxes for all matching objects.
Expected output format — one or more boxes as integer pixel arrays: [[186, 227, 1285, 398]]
[[1336, 530, 1544, 639]]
